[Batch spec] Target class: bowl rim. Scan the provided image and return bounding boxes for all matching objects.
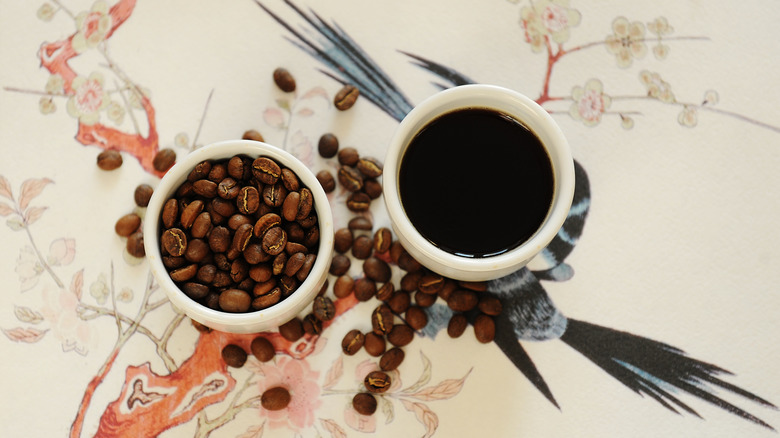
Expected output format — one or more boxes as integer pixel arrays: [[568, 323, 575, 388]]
[[143, 139, 334, 333]]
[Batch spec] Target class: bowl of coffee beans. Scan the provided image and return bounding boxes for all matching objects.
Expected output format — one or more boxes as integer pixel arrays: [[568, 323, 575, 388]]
[[144, 139, 334, 333]]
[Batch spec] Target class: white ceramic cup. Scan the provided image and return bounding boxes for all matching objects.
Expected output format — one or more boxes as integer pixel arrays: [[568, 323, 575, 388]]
[[383, 84, 575, 281], [144, 140, 334, 333]]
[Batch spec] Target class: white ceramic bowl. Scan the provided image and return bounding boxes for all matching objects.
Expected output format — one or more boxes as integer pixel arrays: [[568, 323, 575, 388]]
[[383, 84, 575, 281], [144, 140, 334, 333]]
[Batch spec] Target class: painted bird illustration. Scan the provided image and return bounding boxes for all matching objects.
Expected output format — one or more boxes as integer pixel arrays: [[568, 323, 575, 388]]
[[254, 0, 777, 429]]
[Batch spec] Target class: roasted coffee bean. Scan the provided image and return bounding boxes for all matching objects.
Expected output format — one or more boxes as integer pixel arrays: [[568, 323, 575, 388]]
[[415, 290, 437, 308], [162, 198, 179, 228], [387, 291, 411, 314], [237, 278, 256, 292], [478, 296, 503, 316], [346, 192, 371, 212], [418, 273, 445, 295], [251, 336, 275, 362], [241, 130, 264, 143], [337, 166, 364, 192], [208, 163, 227, 182], [296, 254, 317, 282], [342, 329, 365, 355], [282, 191, 301, 221], [278, 317, 304, 342], [279, 275, 298, 296], [261, 386, 291, 411], [237, 186, 260, 215], [438, 279, 458, 301], [184, 238, 209, 263], [379, 347, 405, 371], [397, 252, 423, 273], [115, 213, 141, 237], [126, 231, 145, 257], [262, 183, 287, 208], [230, 258, 249, 283], [245, 243, 270, 265], [97, 149, 123, 170], [333, 275, 354, 298], [473, 314, 496, 343], [334, 84, 359, 110], [375, 282, 394, 301], [447, 314, 468, 338], [204, 292, 220, 310], [371, 304, 394, 335], [363, 257, 391, 283], [389, 241, 404, 264], [180, 199, 205, 229], [211, 197, 236, 218], [253, 278, 277, 296], [459, 280, 488, 292], [227, 213, 251, 230], [303, 226, 319, 248], [176, 181, 194, 198], [405, 306, 428, 330], [191, 320, 211, 332], [363, 179, 383, 199], [297, 214, 317, 228], [373, 228, 392, 254], [193, 179, 218, 198], [318, 133, 339, 158], [329, 253, 351, 276], [249, 264, 273, 283], [197, 264, 217, 284], [302, 313, 323, 335], [153, 148, 176, 172], [348, 216, 373, 231], [351, 235, 373, 260], [162, 256, 187, 269], [219, 289, 252, 312], [161, 228, 187, 256], [251, 287, 281, 309], [357, 157, 383, 178], [252, 157, 281, 185], [285, 222, 306, 243], [208, 226, 231, 253], [354, 277, 377, 302], [447, 289, 479, 312], [191, 212, 212, 238], [188, 161, 212, 182], [352, 392, 378, 416], [312, 295, 336, 321], [273, 67, 296, 92], [316, 170, 336, 193], [218, 178, 240, 199], [363, 332, 386, 357], [232, 223, 254, 252], [317, 279, 330, 297], [254, 212, 282, 238], [296, 188, 313, 220], [262, 227, 287, 256], [334, 228, 353, 253], [387, 324, 414, 347], [284, 251, 306, 277], [400, 272, 422, 292], [134, 184, 154, 207], [212, 271, 233, 288], [227, 155, 247, 179], [182, 282, 210, 300], [364, 371, 391, 394], [221, 344, 247, 368], [170, 263, 198, 282]]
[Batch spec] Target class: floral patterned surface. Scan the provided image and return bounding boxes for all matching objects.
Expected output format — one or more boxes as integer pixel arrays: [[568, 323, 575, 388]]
[[1, 1, 779, 437]]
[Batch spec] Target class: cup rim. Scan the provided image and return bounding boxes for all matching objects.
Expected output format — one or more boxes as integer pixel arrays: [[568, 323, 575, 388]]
[[143, 139, 334, 333], [383, 84, 575, 280]]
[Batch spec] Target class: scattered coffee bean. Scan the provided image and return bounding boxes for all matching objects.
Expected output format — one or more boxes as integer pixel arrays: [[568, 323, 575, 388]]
[[389, 241, 404, 264], [221, 344, 248, 368], [351, 235, 373, 259], [405, 306, 428, 330], [371, 304, 393, 335], [418, 273, 444, 295], [273, 67, 296, 92], [363, 179, 383, 199], [97, 149, 123, 170], [447, 289, 479, 312], [126, 231, 145, 257], [302, 313, 323, 335], [364, 370, 391, 393], [115, 213, 141, 237], [375, 281, 394, 301], [278, 317, 304, 342], [329, 253, 351, 276], [334, 84, 359, 110], [347, 216, 372, 231], [153, 148, 176, 172], [312, 296, 336, 321], [346, 192, 371, 212], [400, 271, 422, 292], [379, 347, 405, 371], [478, 295, 503, 316], [242, 129, 265, 142], [363, 332, 386, 357], [363, 257, 391, 283], [337, 147, 360, 166], [373, 228, 392, 254], [447, 314, 468, 338], [251, 336, 275, 362], [134, 184, 154, 207], [318, 133, 339, 158], [354, 277, 377, 302], [333, 275, 354, 298], [261, 386, 291, 411], [459, 280, 488, 292], [342, 329, 365, 355], [438, 279, 458, 301], [473, 314, 496, 343], [397, 252, 423, 273], [219, 289, 251, 312], [387, 290, 411, 314], [387, 324, 414, 347], [352, 393, 378, 416], [356, 157, 383, 178], [316, 170, 336, 193], [334, 228, 353, 253], [414, 290, 437, 308], [337, 166, 364, 192]]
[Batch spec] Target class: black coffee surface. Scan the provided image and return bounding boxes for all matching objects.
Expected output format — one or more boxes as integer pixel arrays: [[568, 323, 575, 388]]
[[399, 108, 553, 257]]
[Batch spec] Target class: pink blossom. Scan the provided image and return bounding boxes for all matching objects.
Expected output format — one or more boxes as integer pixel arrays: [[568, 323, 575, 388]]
[[66, 73, 109, 125], [569, 79, 611, 126], [71, 1, 112, 53], [255, 356, 322, 431], [40, 285, 96, 355], [47, 238, 76, 266]]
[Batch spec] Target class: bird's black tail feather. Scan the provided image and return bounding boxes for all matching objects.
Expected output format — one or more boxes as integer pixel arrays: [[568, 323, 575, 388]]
[[560, 318, 777, 430]]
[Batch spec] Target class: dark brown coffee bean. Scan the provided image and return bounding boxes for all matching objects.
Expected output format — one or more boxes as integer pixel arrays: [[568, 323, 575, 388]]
[[161, 228, 187, 256], [379, 347, 405, 371], [251, 336, 275, 362], [161, 198, 179, 229], [197, 264, 217, 284], [153, 148, 176, 172], [249, 264, 273, 283], [272, 252, 287, 276], [329, 253, 351, 276], [126, 231, 145, 257], [478, 296, 503, 316], [241, 130, 264, 143], [219, 289, 252, 312], [261, 227, 287, 256], [302, 313, 323, 335], [262, 183, 287, 208], [282, 191, 301, 221], [188, 160, 212, 182], [251, 287, 281, 309], [115, 213, 141, 237], [316, 170, 336, 193], [311, 295, 336, 321], [387, 291, 411, 314], [297, 214, 317, 228], [295, 253, 316, 282], [193, 179, 218, 198], [418, 273, 445, 295], [474, 314, 496, 343], [261, 386, 291, 411], [97, 149, 122, 170], [208, 163, 227, 182], [208, 226, 231, 253], [334, 228, 353, 253], [357, 157, 383, 178], [372, 304, 394, 335], [303, 226, 320, 248], [342, 329, 365, 355], [405, 306, 428, 330], [279, 275, 298, 296], [348, 216, 373, 231], [170, 263, 198, 282], [211, 197, 236, 218], [273, 67, 296, 92], [389, 241, 404, 263], [334, 84, 359, 110], [244, 243, 270, 265], [373, 228, 392, 254], [364, 370, 391, 394], [284, 251, 306, 277], [337, 166, 364, 192], [397, 252, 423, 273], [212, 271, 233, 288], [191, 320, 211, 332], [354, 277, 377, 302], [387, 324, 414, 347], [438, 279, 458, 301], [237, 278, 255, 292], [182, 282, 210, 300], [375, 282, 394, 301], [447, 314, 468, 338], [230, 258, 249, 283], [162, 256, 187, 269], [191, 212, 212, 238], [236, 186, 260, 215], [221, 344, 247, 368], [254, 213, 282, 238], [351, 235, 373, 260], [459, 280, 488, 292], [204, 292, 220, 310], [296, 188, 313, 220], [333, 275, 354, 298], [285, 222, 306, 243], [363, 257, 391, 283], [232, 223, 254, 252], [180, 199, 205, 229], [252, 157, 281, 185], [278, 317, 304, 342], [363, 179, 383, 199], [318, 133, 339, 158], [400, 272, 422, 292], [447, 289, 478, 312], [317, 279, 330, 297], [227, 155, 247, 179], [346, 192, 371, 212], [218, 178, 240, 199], [253, 277, 277, 296], [352, 393, 378, 416], [363, 332, 386, 357], [185, 238, 209, 263], [226, 213, 250, 231], [134, 184, 154, 207], [415, 290, 437, 308]]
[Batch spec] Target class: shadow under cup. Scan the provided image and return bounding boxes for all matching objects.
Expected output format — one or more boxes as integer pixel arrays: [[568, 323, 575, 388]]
[[383, 85, 575, 282]]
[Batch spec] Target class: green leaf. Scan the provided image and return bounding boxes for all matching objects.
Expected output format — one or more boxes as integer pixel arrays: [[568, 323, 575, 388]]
[[276, 98, 291, 112], [6, 217, 25, 231]]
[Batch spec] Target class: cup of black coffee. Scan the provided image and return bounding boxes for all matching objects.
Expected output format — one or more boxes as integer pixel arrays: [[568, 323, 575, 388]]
[[383, 84, 575, 281]]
